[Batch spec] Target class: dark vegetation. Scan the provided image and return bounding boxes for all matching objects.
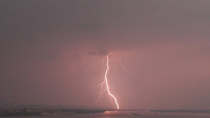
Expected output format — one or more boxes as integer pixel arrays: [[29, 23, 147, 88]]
[[0, 108, 41, 116], [0, 108, 105, 116]]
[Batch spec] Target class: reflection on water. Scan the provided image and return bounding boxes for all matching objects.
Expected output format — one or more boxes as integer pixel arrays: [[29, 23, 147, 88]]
[[2, 111, 210, 118]]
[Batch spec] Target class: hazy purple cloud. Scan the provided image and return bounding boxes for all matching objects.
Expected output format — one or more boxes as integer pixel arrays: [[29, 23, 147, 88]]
[[0, 0, 210, 109]]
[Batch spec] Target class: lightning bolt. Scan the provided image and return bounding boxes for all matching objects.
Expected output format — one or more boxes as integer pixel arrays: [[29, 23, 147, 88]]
[[104, 54, 119, 109], [89, 53, 132, 109]]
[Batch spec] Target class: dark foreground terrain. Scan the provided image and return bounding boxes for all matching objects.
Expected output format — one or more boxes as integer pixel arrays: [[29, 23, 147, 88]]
[[0, 108, 105, 117], [1, 108, 210, 118]]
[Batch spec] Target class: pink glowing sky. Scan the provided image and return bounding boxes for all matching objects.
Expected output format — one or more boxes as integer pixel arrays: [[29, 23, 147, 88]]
[[0, 0, 210, 109]]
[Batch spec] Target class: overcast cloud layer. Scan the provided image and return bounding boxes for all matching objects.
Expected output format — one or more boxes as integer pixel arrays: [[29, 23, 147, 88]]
[[0, 0, 210, 109]]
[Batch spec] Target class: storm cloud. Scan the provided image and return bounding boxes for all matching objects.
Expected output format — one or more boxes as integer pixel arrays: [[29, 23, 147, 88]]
[[0, 0, 210, 109]]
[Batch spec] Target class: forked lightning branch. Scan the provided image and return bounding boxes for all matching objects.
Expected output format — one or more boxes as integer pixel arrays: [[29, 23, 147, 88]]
[[88, 53, 132, 109]]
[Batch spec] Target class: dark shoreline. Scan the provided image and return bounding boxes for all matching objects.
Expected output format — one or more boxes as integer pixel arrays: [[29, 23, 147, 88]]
[[151, 110, 210, 114], [0, 108, 105, 117]]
